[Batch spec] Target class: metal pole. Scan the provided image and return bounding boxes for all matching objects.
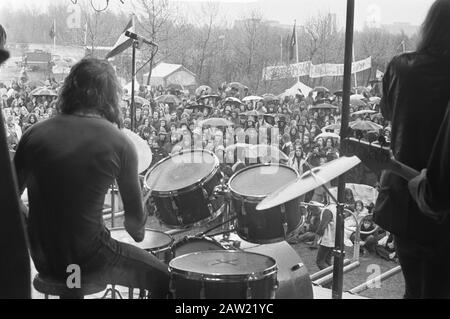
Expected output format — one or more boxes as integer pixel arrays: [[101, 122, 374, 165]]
[[332, 0, 354, 300], [310, 259, 352, 282], [131, 41, 137, 132], [314, 261, 360, 287]]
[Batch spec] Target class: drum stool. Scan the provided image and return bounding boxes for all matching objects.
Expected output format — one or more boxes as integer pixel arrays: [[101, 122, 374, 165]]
[[33, 274, 106, 299]]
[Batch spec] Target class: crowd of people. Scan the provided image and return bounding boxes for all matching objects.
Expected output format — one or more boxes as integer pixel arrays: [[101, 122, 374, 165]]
[[1, 73, 397, 265]]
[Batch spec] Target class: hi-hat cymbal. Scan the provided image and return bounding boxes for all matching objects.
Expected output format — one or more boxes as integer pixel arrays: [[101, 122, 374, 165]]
[[256, 156, 361, 211], [122, 129, 152, 174]]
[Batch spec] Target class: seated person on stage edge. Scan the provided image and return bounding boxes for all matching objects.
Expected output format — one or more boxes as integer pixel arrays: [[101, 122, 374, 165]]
[[14, 58, 169, 298]]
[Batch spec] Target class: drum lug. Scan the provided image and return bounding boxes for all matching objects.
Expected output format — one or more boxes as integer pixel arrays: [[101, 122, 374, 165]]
[[200, 280, 206, 299], [171, 197, 182, 224], [169, 276, 176, 299], [281, 204, 288, 236], [241, 201, 247, 216], [246, 281, 253, 299], [270, 281, 279, 299]]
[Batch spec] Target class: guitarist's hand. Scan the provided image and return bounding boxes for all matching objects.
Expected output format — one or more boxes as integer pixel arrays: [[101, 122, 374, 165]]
[[408, 169, 447, 224]]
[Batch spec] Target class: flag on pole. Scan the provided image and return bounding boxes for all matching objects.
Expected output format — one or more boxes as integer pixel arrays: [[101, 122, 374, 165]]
[[105, 15, 135, 60], [289, 22, 297, 62]]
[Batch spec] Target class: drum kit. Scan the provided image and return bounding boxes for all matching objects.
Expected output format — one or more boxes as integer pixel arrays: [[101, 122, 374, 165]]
[[111, 129, 361, 299]]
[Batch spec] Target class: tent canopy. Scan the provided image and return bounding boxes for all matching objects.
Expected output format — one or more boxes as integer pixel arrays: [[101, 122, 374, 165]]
[[279, 81, 313, 99]]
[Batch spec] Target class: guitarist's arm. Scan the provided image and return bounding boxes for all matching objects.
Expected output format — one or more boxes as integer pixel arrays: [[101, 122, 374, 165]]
[[409, 104, 450, 222]]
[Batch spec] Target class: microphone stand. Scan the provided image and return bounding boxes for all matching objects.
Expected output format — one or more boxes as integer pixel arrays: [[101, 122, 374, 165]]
[[332, 0, 355, 300], [130, 40, 138, 132]]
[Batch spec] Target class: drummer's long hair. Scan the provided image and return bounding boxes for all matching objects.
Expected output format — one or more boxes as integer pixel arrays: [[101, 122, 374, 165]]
[[417, 0, 450, 53], [57, 58, 122, 126]]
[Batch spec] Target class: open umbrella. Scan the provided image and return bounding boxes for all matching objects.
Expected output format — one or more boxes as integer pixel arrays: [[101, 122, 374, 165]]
[[314, 132, 340, 141], [334, 90, 355, 97], [243, 110, 264, 117], [322, 123, 341, 132], [242, 95, 263, 102], [223, 97, 243, 105], [313, 86, 330, 93], [349, 120, 383, 131], [155, 94, 180, 104], [369, 97, 381, 105], [350, 99, 367, 108], [228, 82, 246, 90], [195, 85, 213, 97], [197, 94, 220, 101], [309, 103, 338, 110], [30, 87, 58, 97], [123, 95, 151, 106], [350, 94, 366, 101], [351, 110, 376, 117], [199, 118, 234, 127], [262, 94, 279, 103]]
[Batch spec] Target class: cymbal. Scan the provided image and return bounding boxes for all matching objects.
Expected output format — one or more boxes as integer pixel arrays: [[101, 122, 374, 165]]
[[256, 156, 361, 211], [122, 129, 153, 174]]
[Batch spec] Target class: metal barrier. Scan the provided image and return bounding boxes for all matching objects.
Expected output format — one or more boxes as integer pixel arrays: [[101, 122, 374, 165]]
[[348, 266, 402, 295]]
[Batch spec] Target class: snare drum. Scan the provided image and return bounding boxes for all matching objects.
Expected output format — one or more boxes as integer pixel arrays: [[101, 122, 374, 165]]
[[145, 149, 224, 229], [110, 228, 174, 263], [228, 164, 301, 244], [172, 236, 226, 258], [169, 251, 278, 299]]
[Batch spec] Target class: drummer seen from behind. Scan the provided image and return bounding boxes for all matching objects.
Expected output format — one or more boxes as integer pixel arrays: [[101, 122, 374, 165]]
[[14, 58, 170, 298]]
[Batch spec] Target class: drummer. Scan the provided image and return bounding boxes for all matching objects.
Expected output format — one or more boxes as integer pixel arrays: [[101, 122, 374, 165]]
[[14, 58, 170, 298]]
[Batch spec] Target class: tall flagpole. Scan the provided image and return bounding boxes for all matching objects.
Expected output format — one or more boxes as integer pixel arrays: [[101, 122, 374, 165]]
[[352, 44, 357, 88], [53, 20, 56, 55], [295, 20, 300, 83]]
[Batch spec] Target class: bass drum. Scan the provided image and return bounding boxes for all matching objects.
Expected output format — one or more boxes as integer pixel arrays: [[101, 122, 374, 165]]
[[145, 149, 224, 229], [172, 236, 226, 259], [228, 164, 301, 244]]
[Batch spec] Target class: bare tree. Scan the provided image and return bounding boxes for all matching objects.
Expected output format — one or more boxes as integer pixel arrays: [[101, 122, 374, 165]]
[[136, 0, 172, 85]]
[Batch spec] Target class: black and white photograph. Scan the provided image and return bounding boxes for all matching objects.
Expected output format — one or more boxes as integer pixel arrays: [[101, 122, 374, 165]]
[[1, 0, 450, 304]]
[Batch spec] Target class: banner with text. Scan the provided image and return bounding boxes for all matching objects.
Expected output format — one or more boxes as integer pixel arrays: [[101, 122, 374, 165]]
[[263, 57, 372, 81]]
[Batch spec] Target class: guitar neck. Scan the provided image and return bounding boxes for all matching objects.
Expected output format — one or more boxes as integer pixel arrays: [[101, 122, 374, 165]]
[[388, 158, 420, 181]]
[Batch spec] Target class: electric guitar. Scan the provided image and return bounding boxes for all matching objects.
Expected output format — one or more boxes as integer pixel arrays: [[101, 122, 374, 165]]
[[341, 138, 420, 181]]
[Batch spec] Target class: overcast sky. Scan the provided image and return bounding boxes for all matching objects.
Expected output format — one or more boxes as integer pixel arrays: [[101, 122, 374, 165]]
[[2, 0, 435, 30]]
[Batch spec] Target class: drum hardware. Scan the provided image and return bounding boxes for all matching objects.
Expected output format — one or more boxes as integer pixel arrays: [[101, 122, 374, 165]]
[[195, 215, 237, 238]]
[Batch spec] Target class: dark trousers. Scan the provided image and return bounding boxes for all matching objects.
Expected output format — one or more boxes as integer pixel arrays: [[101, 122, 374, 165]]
[[36, 229, 170, 299], [396, 236, 450, 299], [316, 245, 333, 270]]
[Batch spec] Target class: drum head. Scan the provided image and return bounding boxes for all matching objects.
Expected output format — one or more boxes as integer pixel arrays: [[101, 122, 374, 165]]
[[169, 251, 276, 280], [229, 164, 298, 198], [110, 228, 173, 251], [146, 150, 218, 193]]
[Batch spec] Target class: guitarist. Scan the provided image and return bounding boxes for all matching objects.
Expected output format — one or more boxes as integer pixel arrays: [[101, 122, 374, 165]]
[[374, 0, 450, 299]]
